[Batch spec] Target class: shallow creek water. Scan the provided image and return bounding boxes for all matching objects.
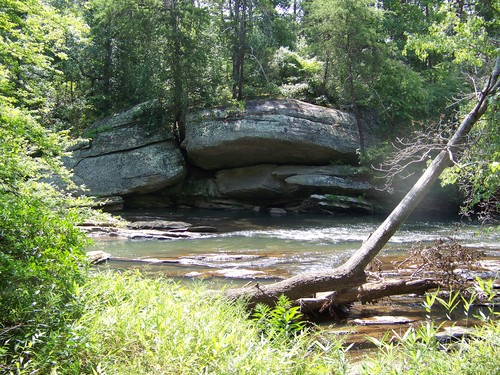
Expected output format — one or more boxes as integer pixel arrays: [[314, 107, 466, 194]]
[[90, 208, 499, 279], [89, 208, 500, 358]]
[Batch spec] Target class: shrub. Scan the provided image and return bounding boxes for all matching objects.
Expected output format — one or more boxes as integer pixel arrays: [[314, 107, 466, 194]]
[[0, 104, 91, 372]]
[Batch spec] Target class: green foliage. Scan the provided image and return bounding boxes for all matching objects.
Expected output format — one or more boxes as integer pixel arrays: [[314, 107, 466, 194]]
[[405, 1, 497, 69], [0, 0, 91, 129], [0, 2, 94, 370], [371, 59, 430, 136], [304, 0, 385, 107], [362, 278, 500, 374], [441, 93, 500, 219], [0, 105, 91, 373], [270, 44, 325, 102], [12, 272, 345, 374], [403, 0, 499, 219], [252, 294, 308, 341]]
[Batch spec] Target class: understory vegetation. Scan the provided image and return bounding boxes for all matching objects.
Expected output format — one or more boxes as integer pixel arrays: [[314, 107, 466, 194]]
[[2, 272, 350, 374], [362, 279, 500, 375], [1, 271, 498, 374]]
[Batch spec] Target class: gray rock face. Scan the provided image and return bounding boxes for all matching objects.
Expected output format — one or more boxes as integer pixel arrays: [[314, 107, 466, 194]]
[[68, 99, 387, 213], [216, 165, 287, 200], [182, 99, 363, 170], [78, 101, 168, 157], [308, 194, 374, 214], [73, 142, 185, 196], [284, 175, 372, 194], [212, 164, 372, 203], [70, 102, 186, 197]]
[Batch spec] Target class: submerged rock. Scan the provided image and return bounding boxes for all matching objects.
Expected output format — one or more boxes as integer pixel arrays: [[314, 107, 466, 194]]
[[86, 250, 111, 264], [126, 220, 192, 230]]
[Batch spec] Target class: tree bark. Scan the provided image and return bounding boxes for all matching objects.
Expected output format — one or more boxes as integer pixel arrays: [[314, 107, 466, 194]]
[[225, 57, 500, 308], [298, 278, 439, 313], [232, 0, 246, 100]]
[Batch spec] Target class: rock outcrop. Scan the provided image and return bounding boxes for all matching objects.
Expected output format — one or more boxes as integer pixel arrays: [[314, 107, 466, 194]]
[[154, 164, 374, 212], [181, 99, 366, 170], [68, 101, 186, 197], [67, 99, 457, 215], [214, 164, 372, 201]]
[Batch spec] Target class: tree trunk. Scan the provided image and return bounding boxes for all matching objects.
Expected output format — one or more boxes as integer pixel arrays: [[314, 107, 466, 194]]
[[171, 0, 184, 127], [232, 0, 246, 100], [298, 278, 439, 313], [225, 57, 500, 308]]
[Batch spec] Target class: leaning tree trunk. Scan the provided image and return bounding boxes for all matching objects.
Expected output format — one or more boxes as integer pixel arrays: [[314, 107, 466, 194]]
[[225, 57, 500, 307]]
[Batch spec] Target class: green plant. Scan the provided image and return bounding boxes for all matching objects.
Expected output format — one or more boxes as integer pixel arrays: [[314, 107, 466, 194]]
[[22, 272, 345, 375], [0, 80, 95, 374], [225, 99, 246, 116], [362, 277, 499, 374], [252, 294, 308, 341]]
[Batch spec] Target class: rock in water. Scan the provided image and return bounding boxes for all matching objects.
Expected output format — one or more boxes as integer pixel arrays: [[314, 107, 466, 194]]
[[86, 250, 111, 264]]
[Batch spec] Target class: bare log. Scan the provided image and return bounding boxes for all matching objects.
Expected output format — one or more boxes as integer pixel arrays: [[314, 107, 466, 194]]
[[225, 57, 500, 308], [224, 268, 367, 307], [298, 278, 439, 313]]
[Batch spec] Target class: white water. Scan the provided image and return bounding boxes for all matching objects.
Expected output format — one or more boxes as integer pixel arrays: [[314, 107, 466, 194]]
[[90, 209, 500, 280]]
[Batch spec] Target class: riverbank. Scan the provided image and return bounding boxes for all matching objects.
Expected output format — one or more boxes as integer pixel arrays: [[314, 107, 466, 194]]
[[81, 209, 500, 366], [10, 270, 498, 374]]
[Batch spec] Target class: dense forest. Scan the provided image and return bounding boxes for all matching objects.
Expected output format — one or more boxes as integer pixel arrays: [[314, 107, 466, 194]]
[[0, 0, 498, 373], [3, 0, 499, 214]]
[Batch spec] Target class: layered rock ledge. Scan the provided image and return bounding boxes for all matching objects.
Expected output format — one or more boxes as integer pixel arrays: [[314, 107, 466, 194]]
[[67, 99, 458, 215], [67, 101, 186, 197], [181, 99, 366, 170]]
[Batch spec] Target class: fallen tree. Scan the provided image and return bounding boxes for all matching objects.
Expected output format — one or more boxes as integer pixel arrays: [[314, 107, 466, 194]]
[[298, 278, 439, 314], [225, 57, 500, 311]]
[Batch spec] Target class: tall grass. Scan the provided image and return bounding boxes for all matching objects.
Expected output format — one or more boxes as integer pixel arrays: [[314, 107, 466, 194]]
[[359, 321, 500, 375], [360, 280, 500, 375], [6, 271, 499, 374], [22, 271, 348, 374]]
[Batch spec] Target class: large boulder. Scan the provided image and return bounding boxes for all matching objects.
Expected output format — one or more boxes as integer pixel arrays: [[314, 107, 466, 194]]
[[214, 164, 372, 201], [182, 99, 367, 170], [73, 142, 185, 196], [69, 101, 186, 197]]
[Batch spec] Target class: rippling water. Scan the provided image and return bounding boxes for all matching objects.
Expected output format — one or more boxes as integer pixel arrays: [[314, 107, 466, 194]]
[[89, 209, 500, 280]]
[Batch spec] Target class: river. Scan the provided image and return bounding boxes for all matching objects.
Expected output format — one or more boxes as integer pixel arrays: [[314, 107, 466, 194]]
[[88, 208, 500, 356], [89, 208, 500, 282]]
